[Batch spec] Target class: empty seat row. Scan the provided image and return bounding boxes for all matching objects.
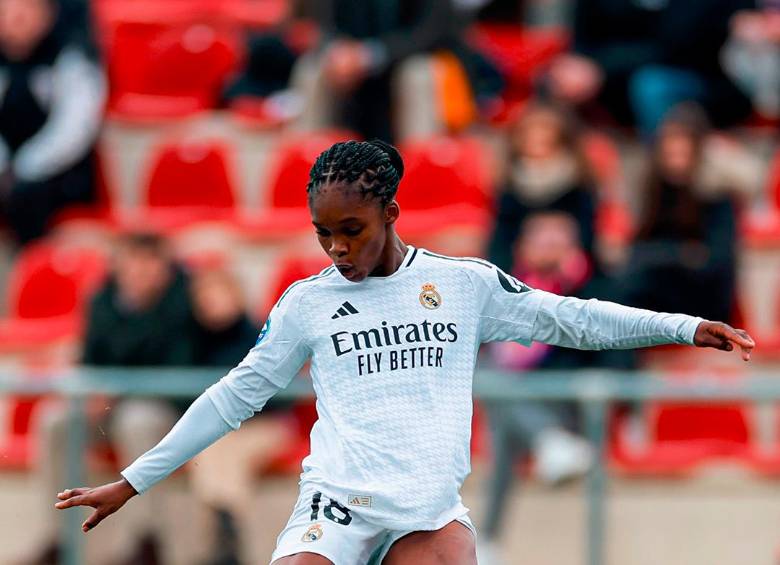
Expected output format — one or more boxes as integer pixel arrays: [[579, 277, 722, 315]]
[[53, 133, 498, 236]]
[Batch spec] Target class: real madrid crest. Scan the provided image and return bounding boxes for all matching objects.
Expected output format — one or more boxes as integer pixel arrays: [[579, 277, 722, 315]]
[[419, 283, 442, 310], [302, 523, 323, 542]]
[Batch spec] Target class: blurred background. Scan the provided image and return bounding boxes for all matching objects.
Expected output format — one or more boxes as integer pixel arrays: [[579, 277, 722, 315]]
[[0, 0, 779, 563]]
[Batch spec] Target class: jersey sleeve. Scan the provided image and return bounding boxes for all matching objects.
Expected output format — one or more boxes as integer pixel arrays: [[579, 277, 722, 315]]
[[467, 262, 702, 349], [120, 285, 312, 494], [465, 262, 545, 345], [205, 284, 312, 428], [528, 290, 702, 350]]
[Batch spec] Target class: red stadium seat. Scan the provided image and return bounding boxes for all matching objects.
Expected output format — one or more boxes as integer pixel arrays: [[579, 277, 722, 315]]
[[106, 20, 242, 119], [265, 131, 359, 210], [135, 139, 238, 229], [95, 0, 290, 30], [6, 243, 107, 321], [0, 243, 107, 349], [0, 396, 40, 469], [609, 371, 762, 475], [238, 131, 358, 237], [468, 24, 570, 124], [395, 137, 493, 234]]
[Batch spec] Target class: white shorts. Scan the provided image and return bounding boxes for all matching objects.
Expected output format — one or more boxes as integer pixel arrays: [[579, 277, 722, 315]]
[[270, 486, 475, 565]]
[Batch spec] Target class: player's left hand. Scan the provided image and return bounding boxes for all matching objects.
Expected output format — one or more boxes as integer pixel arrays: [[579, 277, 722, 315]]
[[693, 321, 755, 361]]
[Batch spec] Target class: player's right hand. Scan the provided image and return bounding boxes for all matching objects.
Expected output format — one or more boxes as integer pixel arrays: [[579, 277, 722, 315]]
[[55, 478, 137, 532]]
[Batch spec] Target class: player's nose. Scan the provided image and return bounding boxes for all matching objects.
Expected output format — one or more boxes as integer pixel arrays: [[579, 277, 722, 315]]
[[329, 238, 348, 257]]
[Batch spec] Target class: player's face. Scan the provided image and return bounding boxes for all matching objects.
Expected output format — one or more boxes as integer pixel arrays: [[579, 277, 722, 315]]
[[309, 183, 396, 282]]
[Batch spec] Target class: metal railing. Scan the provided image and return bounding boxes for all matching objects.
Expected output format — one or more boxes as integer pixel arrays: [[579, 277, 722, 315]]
[[1, 367, 779, 565]]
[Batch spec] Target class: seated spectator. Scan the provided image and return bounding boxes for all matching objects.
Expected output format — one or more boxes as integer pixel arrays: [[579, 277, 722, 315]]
[[487, 100, 596, 274], [221, 33, 303, 123], [22, 233, 197, 565], [478, 212, 592, 565], [723, 3, 780, 119], [545, 0, 753, 137], [0, 0, 105, 244], [617, 103, 761, 323], [293, 0, 464, 141], [188, 267, 296, 565]]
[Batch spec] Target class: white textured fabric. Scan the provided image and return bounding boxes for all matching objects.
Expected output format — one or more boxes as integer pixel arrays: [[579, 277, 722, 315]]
[[121, 394, 232, 494], [270, 484, 474, 565], [121, 246, 702, 531]]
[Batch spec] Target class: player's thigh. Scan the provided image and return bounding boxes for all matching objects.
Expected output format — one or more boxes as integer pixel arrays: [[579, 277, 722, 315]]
[[382, 520, 476, 565], [272, 553, 333, 565]]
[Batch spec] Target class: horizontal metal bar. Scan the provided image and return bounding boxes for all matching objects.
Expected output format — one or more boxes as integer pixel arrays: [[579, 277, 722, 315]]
[[0, 367, 779, 401]]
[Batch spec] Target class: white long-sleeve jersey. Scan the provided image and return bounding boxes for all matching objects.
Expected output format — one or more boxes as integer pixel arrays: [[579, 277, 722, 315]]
[[122, 246, 702, 531]]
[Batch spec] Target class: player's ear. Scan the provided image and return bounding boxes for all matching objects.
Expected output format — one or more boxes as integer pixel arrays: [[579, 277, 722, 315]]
[[384, 201, 400, 225]]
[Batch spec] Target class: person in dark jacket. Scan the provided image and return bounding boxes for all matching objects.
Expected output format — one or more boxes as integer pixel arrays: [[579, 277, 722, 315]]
[[294, 0, 462, 141], [23, 233, 197, 565], [616, 104, 760, 322], [545, 0, 754, 136], [487, 100, 597, 274], [0, 0, 105, 244]]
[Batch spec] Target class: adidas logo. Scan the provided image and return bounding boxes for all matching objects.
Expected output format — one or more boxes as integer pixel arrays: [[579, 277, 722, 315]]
[[331, 301, 359, 319]]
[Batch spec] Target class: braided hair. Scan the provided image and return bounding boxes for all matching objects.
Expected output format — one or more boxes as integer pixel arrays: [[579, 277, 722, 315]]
[[306, 139, 404, 207]]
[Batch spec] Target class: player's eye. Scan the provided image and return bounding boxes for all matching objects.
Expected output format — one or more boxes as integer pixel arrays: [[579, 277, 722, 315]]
[[343, 226, 363, 237], [315, 228, 331, 237]]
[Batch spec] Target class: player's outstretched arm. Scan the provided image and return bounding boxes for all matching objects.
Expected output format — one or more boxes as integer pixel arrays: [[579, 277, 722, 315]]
[[693, 320, 755, 361], [53, 391, 237, 533], [55, 478, 137, 532], [524, 290, 756, 358]]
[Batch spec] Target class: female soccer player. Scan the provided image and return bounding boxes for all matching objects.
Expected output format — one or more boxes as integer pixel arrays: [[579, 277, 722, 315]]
[[55, 140, 755, 565]]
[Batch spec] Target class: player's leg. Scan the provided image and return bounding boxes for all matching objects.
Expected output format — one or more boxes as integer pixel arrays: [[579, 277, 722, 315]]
[[382, 520, 477, 565], [272, 553, 334, 565]]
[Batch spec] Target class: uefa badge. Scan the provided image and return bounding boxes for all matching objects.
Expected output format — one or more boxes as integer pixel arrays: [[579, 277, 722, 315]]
[[419, 283, 442, 310], [302, 523, 323, 542], [255, 318, 271, 345]]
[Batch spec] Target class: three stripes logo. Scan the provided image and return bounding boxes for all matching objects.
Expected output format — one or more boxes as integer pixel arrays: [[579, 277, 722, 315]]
[[332, 301, 359, 319]]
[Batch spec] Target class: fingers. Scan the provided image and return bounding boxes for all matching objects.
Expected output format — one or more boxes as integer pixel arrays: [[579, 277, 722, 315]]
[[82, 509, 104, 533], [55, 494, 91, 510], [712, 324, 755, 361], [57, 487, 89, 501], [723, 327, 755, 350]]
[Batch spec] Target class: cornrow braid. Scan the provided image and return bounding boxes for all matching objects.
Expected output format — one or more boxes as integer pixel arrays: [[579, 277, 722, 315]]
[[306, 139, 404, 207]]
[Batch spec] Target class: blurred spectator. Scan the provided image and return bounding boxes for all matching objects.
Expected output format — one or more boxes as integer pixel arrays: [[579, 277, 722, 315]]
[[188, 268, 296, 565], [54, 0, 96, 54], [293, 0, 463, 141], [191, 268, 259, 367], [723, 2, 780, 119], [478, 213, 592, 565], [473, 0, 570, 26], [616, 104, 762, 323], [222, 33, 303, 122], [545, 0, 753, 136], [0, 0, 105, 244], [23, 233, 197, 565], [487, 100, 596, 274]]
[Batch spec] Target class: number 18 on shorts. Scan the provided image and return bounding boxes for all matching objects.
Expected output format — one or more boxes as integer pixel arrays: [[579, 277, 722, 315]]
[[270, 487, 390, 564]]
